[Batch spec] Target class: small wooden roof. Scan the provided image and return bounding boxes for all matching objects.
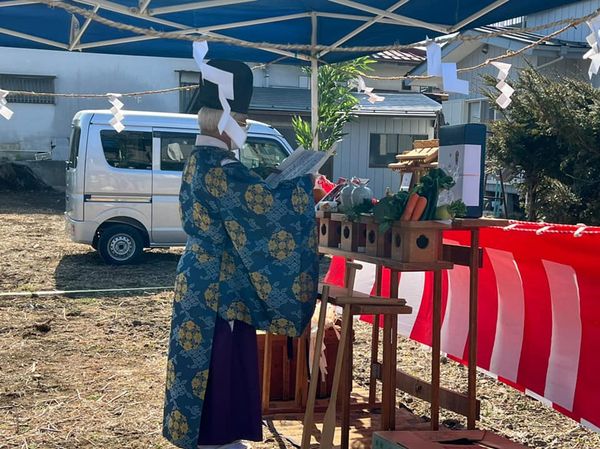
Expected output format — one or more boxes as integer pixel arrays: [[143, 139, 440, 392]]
[[388, 139, 439, 172]]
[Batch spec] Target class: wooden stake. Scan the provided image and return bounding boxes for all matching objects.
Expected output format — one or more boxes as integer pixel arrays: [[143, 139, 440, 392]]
[[431, 270, 442, 430], [320, 304, 352, 449], [468, 229, 480, 429], [301, 286, 330, 449], [262, 332, 273, 414]]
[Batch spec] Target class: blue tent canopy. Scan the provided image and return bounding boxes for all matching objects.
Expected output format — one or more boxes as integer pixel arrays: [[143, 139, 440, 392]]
[[0, 0, 586, 63]]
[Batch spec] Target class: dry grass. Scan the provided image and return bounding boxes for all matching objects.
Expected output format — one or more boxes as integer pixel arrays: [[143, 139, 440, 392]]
[[1, 190, 599, 449]]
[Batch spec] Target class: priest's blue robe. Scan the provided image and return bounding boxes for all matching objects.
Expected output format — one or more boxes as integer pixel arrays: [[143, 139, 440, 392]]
[[162, 144, 318, 449]]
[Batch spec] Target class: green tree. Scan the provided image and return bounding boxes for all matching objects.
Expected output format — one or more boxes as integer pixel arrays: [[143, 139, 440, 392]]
[[292, 57, 375, 152], [483, 68, 600, 224]]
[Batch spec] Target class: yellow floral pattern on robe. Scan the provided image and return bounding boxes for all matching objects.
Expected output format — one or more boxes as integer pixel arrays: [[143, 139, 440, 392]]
[[178, 321, 202, 351], [224, 220, 247, 249], [167, 410, 189, 442], [268, 230, 296, 260], [191, 243, 210, 264], [219, 250, 235, 281], [166, 360, 176, 390], [268, 318, 299, 337], [291, 186, 310, 214], [205, 167, 228, 198], [193, 202, 211, 231], [225, 301, 252, 323], [292, 272, 315, 303], [182, 155, 196, 184], [164, 146, 318, 449], [249, 272, 272, 300], [244, 184, 273, 214], [173, 273, 187, 302], [191, 370, 209, 400], [204, 283, 220, 311]]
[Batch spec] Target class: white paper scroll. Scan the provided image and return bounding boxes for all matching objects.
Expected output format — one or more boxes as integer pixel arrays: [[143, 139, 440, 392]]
[[0, 89, 14, 120], [193, 41, 247, 149], [491, 61, 514, 109], [584, 15, 600, 79], [107, 93, 125, 133], [356, 76, 385, 104], [441, 62, 469, 95], [426, 41, 443, 77], [426, 41, 469, 95]]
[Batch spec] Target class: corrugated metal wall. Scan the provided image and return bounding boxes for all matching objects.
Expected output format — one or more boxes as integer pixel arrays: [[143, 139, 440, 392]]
[[450, 44, 531, 102], [331, 116, 435, 198], [526, 0, 600, 42]]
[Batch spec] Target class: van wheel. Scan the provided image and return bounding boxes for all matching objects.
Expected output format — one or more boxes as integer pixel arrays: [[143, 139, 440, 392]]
[[97, 225, 144, 265]]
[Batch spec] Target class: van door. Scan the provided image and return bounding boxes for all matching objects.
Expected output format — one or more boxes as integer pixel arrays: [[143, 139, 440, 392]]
[[84, 125, 153, 235], [151, 129, 197, 245]]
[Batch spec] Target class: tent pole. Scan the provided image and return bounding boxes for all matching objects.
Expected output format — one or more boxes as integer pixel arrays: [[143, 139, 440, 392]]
[[311, 12, 319, 151], [311, 56, 319, 150]]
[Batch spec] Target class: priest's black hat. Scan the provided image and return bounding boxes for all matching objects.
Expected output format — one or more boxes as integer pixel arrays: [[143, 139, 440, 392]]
[[190, 59, 253, 114]]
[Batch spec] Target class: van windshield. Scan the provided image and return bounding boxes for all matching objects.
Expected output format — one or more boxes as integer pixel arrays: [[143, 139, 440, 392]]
[[68, 125, 81, 168]]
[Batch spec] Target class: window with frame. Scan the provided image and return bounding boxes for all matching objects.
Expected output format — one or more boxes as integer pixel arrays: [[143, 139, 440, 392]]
[[240, 138, 289, 177], [68, 125, 81, 169], [158, 132, 196, 171], [369, 133, 428, 168], [0, 74, 55, 104], [467, 99, 498, 123], [100, 130, 152, 170], [178, 71, 201, 113]]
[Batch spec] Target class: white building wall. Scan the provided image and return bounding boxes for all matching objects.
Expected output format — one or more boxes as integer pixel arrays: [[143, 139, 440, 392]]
[[332, 115, 435, 198], [252, 63, 304, 88], [526, 0, 600, 43], [0, 47, 197, 160], [450, 44, 532, 102], [0, 47, 306, 161], [367, 62, 414, 91], [442, 100, 466, 126]]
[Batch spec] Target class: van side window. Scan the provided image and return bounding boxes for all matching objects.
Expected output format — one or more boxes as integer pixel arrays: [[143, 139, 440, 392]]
[[68, 125, 81, 168], [241, 138, 288, 172], [157, 132, 196, 171], [100, 130, 152, 170]]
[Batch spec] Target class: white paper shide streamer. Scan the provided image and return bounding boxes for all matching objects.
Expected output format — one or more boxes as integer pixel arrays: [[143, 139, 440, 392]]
[[491, 61, 514, 109], [356, 76, 384, 104], [584, 14, 600, 79], [193, 41, 247, 149], [107, 93, 125, 133], [426, 41, 469, 95], [0, 89, 14, 120]]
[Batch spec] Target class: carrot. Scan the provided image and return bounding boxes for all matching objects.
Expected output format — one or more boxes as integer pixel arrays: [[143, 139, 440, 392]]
[[400, 192, 419, 221], [410, 196, 428, 221]]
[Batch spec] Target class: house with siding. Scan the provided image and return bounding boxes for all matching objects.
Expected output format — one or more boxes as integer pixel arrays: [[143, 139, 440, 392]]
[[0, 45, 435, 196], [409, 26, 589, 125], [405, 0, 599, 217]]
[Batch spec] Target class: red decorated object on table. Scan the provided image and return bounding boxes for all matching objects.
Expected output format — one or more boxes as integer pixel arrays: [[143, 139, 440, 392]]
[[324, 220, 600, 432], [315, 175, 336, 194]]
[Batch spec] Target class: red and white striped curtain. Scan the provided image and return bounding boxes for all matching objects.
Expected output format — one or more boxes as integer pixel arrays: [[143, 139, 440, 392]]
[[323, 222, 600, 431]]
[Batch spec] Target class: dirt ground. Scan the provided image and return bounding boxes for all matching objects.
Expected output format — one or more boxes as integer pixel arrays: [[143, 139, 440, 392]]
[[1, 190, 599, 449]]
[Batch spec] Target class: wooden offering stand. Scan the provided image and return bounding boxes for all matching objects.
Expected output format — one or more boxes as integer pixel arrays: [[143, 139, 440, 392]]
[[307, 212, 510, 449], [307, 211, 455, 449]]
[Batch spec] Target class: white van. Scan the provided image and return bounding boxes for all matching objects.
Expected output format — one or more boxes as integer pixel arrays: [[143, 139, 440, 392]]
[[65, 110, 293, 264]]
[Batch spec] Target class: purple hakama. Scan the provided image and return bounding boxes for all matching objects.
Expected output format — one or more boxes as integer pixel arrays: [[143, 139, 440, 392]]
[[197, 317, 262, 446]]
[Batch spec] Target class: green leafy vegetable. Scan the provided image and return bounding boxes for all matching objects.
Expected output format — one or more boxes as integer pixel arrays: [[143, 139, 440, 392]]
[[344, 199, 374, 221], [415, 168, 455, 220], [372, 191, 409, 231], [448, 200, 467, 218]]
